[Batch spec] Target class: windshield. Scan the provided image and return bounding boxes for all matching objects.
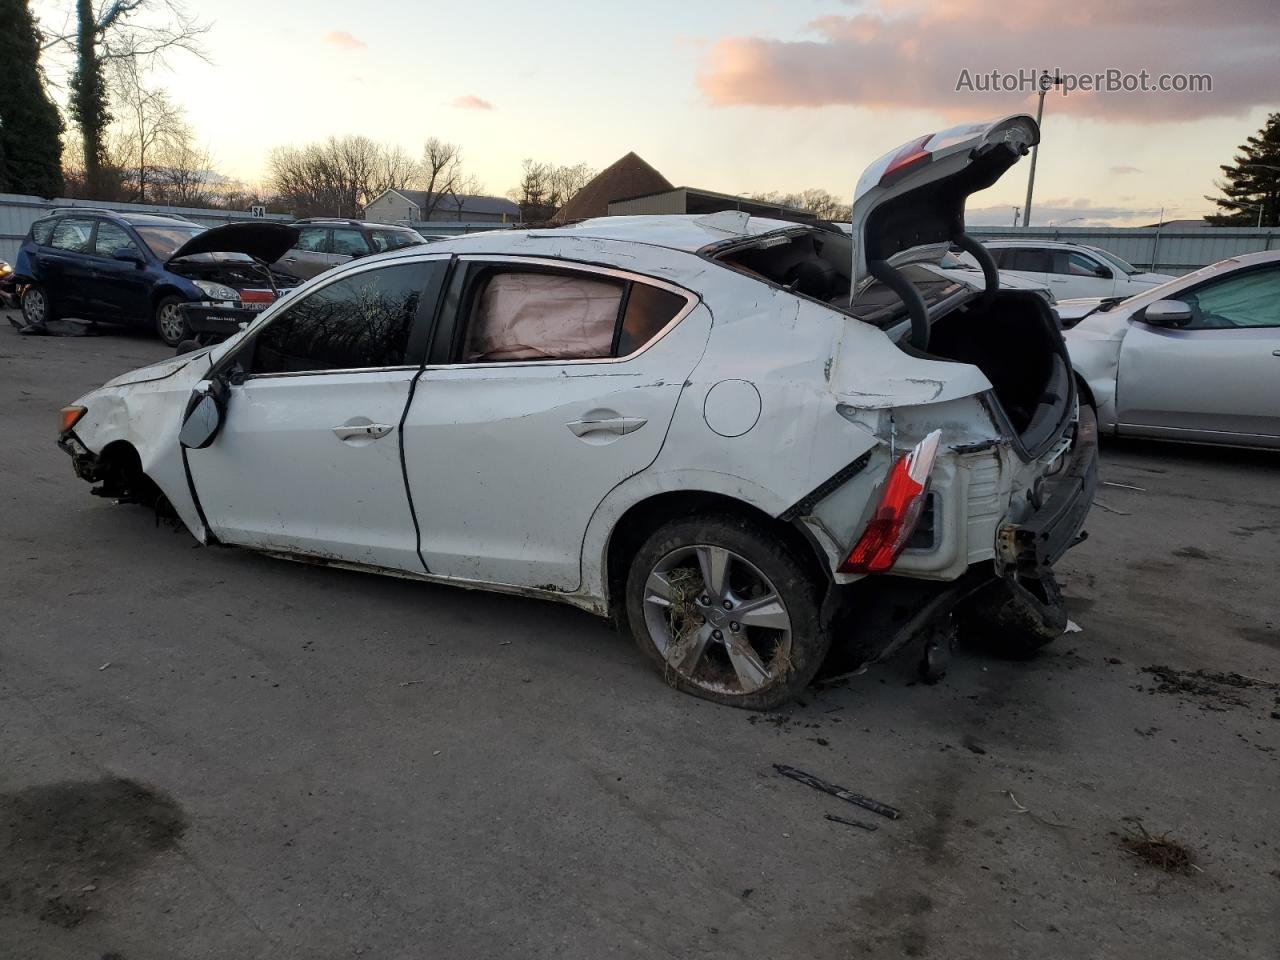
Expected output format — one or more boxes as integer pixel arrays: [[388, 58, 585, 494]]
[[136, 224, 205, 259], [369, 228, 426, 252], [1088, 246, 1139, 276]]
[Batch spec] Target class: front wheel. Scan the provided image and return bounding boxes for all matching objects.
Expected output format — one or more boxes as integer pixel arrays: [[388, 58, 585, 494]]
[[624, 514, 830, 710], [154, 295, 188, 347]]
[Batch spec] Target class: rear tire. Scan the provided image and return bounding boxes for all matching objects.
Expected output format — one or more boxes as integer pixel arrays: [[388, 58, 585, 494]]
[[154, 295, 187, 346], [955, 570, 1067, 659], [624, 513, 830, 710], [21, 284, 56, 328]]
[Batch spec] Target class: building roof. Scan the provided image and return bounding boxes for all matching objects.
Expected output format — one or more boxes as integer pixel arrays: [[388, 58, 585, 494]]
[[380, 189, 520, 217], [554, 152, 674, 222], [609, 185, 815, 219]]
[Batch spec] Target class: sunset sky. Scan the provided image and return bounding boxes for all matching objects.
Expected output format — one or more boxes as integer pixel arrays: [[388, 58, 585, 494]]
[[34, 0, 1280, 225]]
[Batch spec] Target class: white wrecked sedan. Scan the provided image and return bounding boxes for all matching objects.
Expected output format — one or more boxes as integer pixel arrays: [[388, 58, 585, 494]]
[[57, 115, 1096, 709]]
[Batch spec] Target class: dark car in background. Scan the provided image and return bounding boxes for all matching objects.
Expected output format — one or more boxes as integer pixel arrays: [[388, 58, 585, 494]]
[[13, 210, 301, 346], [274, 218, 427, 279]]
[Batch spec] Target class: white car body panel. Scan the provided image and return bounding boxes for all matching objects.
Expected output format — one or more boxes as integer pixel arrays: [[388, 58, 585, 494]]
[[980, 239, 1175, 300], [60, 117, 1086, 622], [1064, 250, 1280, 448]]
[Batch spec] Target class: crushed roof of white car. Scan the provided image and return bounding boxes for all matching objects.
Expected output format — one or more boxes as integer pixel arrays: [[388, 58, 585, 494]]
[[56, 115, 1097, 709]]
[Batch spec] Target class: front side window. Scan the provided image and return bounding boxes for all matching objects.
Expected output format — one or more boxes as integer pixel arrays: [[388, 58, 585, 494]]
[[94, 222, 135, 257], [1181, 268, 1280, 330], [332, 229, 368, 257], [1059, 252, 1102, 277], [50, 218, 94, 253], [248, 263, 432, 374], [455, 268, 689, 364]]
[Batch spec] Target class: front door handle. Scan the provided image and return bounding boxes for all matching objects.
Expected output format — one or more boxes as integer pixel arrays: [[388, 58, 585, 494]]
[[1272, 350, 1280, 357], [565, 416, 647, 437], [333, 422, 393, 441]]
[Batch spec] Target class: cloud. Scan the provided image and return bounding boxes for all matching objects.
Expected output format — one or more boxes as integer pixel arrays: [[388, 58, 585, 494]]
[[451, 95, 494, 111], [698, 0, 1280, 123], [323, 30, 366, 51], [967, 197, 1161, 227], [1110, 166, 1143, 175]]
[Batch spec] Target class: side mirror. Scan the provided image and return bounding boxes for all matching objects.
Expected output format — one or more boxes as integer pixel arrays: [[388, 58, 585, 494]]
[[1142, 299, 1193, 328], [179, 380, 227, 449], [1093, 265, 1113, 279], [113, 247, 145, 268]]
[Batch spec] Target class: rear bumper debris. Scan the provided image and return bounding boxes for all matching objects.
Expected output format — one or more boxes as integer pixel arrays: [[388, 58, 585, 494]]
[[999, 404, 1098, 575]]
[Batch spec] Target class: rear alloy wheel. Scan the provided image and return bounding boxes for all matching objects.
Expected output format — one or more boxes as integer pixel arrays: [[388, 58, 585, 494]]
[[154, 295, 188, 347], [625, 515, 830, 709], [21, 284, 55, 328]]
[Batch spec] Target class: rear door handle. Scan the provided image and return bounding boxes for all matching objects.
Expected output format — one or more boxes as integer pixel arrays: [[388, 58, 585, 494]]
[[565, 416, 647, 437], [333, 422, 393, 441], [1273, 350, 1280, 357]]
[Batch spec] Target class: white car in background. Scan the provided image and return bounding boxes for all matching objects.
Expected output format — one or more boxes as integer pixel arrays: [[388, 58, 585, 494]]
[[979, 239, 1174, 300], [1059, 250, 1280, 449], [54, 115, 1096, 709]]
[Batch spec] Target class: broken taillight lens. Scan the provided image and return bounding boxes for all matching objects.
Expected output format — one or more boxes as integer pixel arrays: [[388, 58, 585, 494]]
[[59, 405, 87, 435], [839, 430, 941, 574], [879, 134, 933, 186]]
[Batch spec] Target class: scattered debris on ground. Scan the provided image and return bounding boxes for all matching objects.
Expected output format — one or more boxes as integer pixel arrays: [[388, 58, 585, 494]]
[[1101, 481, 1146, 492], [1118, 821, 1198, 876], [1140, 665, 1265, 710], [1004, 790, 1072, 829], [773, 764, 901, 820], [825, 812, 878, 832]]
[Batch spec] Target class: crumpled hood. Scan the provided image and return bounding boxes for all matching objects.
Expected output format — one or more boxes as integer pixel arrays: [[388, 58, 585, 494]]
[[102, 348, 212, 388], [167, 222, 299, 266]]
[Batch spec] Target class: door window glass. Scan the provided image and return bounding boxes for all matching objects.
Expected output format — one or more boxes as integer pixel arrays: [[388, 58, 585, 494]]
[[49, 218, 93, 253], [462, 271, 625, 362], [1006, 249, 1053, 272], [1058, 251, 1103, 277], [617, 283, 687, 355], [295, 228, 328, 252], [331, 229, 368, 256], [94, 222, 135, 257], [1183, 268, 1280, 329], [31, 219, 56, 245], [248, 263, 431, 374], [369, 229, 422, 252]]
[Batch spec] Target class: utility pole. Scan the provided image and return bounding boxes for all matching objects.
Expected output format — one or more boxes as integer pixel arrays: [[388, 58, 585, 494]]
[[1022, 71, 1061, 228]]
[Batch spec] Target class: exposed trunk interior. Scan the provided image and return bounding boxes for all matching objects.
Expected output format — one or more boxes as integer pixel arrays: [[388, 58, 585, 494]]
[[925, 290, 1073, 456]]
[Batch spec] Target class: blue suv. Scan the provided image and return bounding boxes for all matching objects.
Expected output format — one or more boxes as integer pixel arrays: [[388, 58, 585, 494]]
[[13, 210, 300, 345]]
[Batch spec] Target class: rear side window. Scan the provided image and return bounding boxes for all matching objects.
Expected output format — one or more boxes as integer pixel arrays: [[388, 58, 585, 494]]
[[30, 219, 55, 245], [456, 268, 688, 363], [1005, 248, 1053, 272], [249, 262, 435, 374], [50, 218, 94, 253], [332, 228, 368, 256], [295, 228, 328, 252]]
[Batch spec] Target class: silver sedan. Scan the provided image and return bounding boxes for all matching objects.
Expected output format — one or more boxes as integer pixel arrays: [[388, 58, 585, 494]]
[[1058, 250, 1280, 449]]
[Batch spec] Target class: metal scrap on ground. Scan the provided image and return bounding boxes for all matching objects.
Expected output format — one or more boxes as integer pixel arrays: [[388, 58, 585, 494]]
[[773, 764, 901, 820], [824, 812, 879, 832]]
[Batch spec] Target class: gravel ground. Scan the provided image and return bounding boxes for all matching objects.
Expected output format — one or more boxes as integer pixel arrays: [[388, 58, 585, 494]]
[[2, 316, 1277, 960]]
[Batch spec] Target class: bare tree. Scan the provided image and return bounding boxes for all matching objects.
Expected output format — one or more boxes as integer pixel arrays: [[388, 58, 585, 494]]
[[508, 158, 596, 221], [43, 0, 208, 198], [267, 136, 422, 217], [109, 56, 185, 202], [416, 138, 465, 219], [750, 188, 850, 221]]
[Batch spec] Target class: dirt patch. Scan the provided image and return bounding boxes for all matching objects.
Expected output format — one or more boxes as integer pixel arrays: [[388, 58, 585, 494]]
[[1236, 626, 1279, 650], [1139, 665, 1263, 710], [0, 777, 186, 929], [1171, 546, 1215, 561], [1118, 823, 1197, 876]]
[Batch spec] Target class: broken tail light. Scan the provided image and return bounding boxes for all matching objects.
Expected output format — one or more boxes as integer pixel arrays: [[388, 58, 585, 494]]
[[839, 430, 942, 574], [879, 134, 933, 187], [59, 405, 87, 435]]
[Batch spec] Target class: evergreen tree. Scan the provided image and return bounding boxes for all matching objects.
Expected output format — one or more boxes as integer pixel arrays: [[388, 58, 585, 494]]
[[1206, 113, 1280, 227], [68, 0, 111, 198], [0, 0, 65, 197]]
